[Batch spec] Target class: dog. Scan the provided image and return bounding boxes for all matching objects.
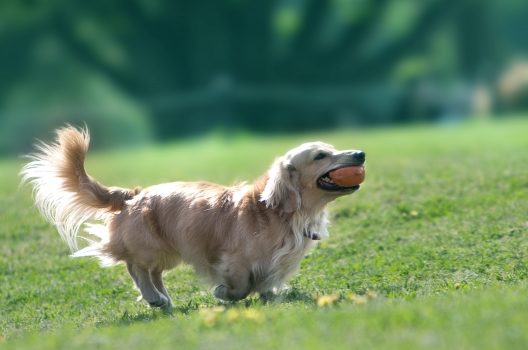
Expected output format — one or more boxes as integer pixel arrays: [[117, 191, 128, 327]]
[[21, 126, 365, 308]]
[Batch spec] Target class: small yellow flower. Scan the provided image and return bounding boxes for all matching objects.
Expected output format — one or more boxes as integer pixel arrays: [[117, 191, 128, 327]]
[[347, 293, 368, 305], [409, 210, 419, 217], [366, 290, 378, 299], [225, 308, 240, 322], [316, 294, 339, 307], [199, 309, 218, 326], [199, 306, 225, 326], [241, 309, 265, 323], [210, 306, 226, 313]]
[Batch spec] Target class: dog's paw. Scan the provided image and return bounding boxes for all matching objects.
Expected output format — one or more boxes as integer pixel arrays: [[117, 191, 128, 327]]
[[213, 285, 229, 301], [147, 294, 170, 309], [213, 285, 249, 302]]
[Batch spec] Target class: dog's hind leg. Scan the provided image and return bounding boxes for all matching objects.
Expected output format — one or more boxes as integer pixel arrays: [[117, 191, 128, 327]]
[[126, 262, 140, 287], [151, 269, 172, 307], [126, 263, 169, 308]]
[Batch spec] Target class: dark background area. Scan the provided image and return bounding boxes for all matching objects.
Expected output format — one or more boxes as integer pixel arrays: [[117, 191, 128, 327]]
[[1, 0, 527, 154]]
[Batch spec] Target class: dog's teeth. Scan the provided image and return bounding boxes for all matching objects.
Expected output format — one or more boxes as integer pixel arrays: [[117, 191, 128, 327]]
[[320, 176, 334, 185]]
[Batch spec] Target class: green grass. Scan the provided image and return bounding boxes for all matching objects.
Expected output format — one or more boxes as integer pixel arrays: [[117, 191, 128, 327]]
[[1, 117, 528, 349]]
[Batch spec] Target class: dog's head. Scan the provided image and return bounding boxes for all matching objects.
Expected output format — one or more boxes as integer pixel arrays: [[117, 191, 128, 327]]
[[260, 142, 365, 214]]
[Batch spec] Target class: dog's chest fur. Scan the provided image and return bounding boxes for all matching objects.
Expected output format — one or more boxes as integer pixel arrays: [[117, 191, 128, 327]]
[[245, 210, 326, 293], [253, 231, 316, 293]]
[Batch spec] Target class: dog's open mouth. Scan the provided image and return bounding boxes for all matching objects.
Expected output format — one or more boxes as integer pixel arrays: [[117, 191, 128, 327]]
[[317, 165, 364, 192]]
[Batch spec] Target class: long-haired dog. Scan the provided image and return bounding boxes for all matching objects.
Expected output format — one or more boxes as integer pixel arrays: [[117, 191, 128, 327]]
[[21, 126, 365, 308]]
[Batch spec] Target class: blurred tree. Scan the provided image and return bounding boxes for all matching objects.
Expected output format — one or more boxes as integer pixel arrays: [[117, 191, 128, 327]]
[[0, 0, 526, 150]]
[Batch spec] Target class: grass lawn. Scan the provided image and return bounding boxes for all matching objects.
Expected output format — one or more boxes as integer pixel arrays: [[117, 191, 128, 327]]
[[1, 117, 527, 349]]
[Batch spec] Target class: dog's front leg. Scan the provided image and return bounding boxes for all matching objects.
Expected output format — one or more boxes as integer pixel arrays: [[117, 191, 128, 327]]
[[213, 266, 251, 302]]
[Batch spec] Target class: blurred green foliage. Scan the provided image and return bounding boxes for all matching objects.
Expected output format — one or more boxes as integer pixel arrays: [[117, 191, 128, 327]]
[[1, 0, 527, 154]]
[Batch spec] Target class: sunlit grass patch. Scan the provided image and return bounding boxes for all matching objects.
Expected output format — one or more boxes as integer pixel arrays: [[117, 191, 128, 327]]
[[1, 117, 527, 349]]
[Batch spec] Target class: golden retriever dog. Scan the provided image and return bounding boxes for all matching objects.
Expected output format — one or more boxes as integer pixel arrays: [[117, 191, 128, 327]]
[[21, 126, 365, 308]]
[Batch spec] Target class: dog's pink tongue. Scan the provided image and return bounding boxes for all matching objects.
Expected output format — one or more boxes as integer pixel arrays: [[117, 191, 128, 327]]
[[329, 166, 365, 186]]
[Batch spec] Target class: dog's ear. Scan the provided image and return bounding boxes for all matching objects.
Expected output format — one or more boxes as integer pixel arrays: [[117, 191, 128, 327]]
[[260, 157, 301, 214]]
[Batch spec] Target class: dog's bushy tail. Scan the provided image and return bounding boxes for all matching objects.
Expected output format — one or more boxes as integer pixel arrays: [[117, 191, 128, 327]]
[[20, 126, 139, 252]]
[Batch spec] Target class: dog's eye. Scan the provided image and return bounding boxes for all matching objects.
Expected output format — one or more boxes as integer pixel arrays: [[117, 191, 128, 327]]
[[313, 152, 328, 161]]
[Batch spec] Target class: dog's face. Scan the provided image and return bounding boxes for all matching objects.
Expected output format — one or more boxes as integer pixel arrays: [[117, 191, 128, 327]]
[[285, 142, 365, 193], [261, 142, 365, 213]]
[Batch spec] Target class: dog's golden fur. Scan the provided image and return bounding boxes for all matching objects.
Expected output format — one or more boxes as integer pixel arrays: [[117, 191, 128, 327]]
[[21, 126, 364, 307]]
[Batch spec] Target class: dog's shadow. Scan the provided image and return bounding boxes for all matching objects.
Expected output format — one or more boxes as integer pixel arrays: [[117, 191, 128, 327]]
[[97, 288, 314, 328]]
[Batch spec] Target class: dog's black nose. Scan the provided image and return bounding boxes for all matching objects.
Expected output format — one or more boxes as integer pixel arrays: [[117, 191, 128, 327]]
[[352, 151, 365, 162]]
